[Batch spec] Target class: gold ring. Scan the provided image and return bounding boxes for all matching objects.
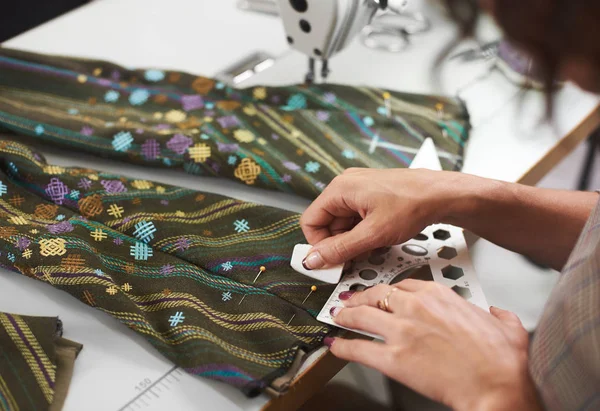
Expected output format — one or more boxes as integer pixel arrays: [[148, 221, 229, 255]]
[[377, 288, 396, 312]]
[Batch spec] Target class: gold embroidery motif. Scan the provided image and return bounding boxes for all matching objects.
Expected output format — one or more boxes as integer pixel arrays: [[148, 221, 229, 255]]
[[234, 158, 261, 185], [107, 204, 124, 218], [188, 144, 211, 163], [165, 110, 187, 123], [253, 87, 267, 100], [43, 165, 66, 175], [234, 129, 255, 143], [35, 204, 59, 219], [9, 216, 28, 225], [62, 254, 86, 272], [78, 194, 104, 217], [191, 77, 215, 94], [39, 238, 67, 256], [132, 180, 153, 190]]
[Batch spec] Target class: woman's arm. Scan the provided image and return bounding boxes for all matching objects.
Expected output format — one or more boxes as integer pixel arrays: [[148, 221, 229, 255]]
[[444, 176, 598, 270], [300, 169, 598, 271]]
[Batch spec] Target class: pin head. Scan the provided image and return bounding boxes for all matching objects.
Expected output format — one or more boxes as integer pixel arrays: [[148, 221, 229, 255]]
[[260, 266, 266, 272], [383, 92, 391, 100], [311, 285, 317, 292]]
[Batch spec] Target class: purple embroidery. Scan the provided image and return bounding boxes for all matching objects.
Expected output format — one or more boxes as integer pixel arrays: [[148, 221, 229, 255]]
[[216, 143, 239, 153], [316, 111, 330, 121], [114, 238, 124, 245], [47, 221, 74, 234], [98, 79, 112, 86], [160, 264, 174, 275], [160, 200, 169, 206], [78, 178, 92, 190], [323, 92, 337, 104], [15, 237, 31, 251], [110, 70, 121, 81], [45, 178, 69, 204], [282, 174, 292, 183], [166, 134, 192, 155], [101, 180, 127, 194], [271, 133, 280, 141], [283, 161, 301, 171], [181, 95, 205, 111], [80, 126, 94, 136], [217, 115, 241, 129], [176, 237, 190, 251], [141, 139, 160, 160], [155, 124, 171, 130]]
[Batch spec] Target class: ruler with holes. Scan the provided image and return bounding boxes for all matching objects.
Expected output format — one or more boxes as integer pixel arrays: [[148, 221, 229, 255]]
[[316, 224, 489, 339]]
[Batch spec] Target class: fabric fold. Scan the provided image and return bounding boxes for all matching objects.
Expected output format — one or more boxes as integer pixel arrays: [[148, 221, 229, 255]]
[[0, 138, 332, 397], [0, 312, 82, 411], [0, 47, 470, 200]]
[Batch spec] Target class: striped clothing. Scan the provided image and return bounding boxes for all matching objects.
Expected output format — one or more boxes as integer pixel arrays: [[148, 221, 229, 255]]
[[530, 196, 600, 410]]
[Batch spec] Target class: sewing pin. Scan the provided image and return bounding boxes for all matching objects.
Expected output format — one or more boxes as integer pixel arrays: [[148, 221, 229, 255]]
[[302, 285, 317, 304], [287, 286, 317, 326], [383, 92, 392, 118], [239, 266, 266, 305]]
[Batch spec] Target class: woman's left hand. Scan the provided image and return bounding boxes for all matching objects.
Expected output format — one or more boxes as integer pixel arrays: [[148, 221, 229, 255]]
[[326, 280, 543, 411]]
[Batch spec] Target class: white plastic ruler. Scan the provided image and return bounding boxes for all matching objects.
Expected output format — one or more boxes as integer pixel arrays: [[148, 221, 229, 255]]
[[316, 223, 489, 338]]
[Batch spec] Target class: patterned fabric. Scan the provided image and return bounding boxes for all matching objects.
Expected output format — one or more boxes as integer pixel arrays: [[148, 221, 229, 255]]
[[0, 313, 79, 411], [530, 195, 600, 410], [0, 48, 469, 200], [0, 138, 334, 397]]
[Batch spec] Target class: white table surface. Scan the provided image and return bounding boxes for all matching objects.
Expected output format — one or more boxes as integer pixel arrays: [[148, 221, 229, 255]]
[[1, 1, 599, 410]]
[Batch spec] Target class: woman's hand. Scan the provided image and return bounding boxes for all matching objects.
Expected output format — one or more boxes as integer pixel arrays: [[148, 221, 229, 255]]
[[299, 168, 473, 269], [325, 281, 543, 411], [300, 168, 597, 271]]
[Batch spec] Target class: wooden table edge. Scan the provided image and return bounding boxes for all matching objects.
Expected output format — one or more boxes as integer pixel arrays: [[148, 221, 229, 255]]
[[517, 104, 600, 186]]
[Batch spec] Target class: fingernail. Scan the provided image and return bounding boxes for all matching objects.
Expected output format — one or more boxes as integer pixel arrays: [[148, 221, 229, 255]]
[[302, 252, 324, 270], [339, 291, 355, 301], [330, 306, 342, 317], [324, 337, 335, 348]]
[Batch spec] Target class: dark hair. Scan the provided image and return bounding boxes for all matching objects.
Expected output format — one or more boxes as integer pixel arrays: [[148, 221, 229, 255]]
[[441, 0, 600, 112]]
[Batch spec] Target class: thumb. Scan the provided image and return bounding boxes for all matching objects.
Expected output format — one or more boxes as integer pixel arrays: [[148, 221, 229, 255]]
[[303, 220, 382, 269], [490, 306, 524, 329]]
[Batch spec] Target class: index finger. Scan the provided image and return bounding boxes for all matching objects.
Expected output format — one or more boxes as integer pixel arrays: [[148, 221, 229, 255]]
[[300, 184, 357, 244]]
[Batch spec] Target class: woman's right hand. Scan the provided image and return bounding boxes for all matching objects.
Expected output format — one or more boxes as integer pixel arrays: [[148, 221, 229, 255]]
[[299, 168, 477, 270]]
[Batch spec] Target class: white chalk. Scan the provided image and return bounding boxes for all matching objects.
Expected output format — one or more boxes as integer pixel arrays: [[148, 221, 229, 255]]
[[290, 244, 344, 284]]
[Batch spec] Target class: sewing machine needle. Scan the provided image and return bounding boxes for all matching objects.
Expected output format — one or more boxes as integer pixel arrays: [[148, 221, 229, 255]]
[[321, 60, 330, 82], [305, 58, 316, 84]]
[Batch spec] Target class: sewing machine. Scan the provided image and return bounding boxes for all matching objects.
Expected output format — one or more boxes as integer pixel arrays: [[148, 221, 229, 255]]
[[276, 0, 408, 82]]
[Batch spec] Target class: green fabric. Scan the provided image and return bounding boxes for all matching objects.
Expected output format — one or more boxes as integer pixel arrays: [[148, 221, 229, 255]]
[[0, 312, 81, 411], [0, 48, 469, 200], [0, 48, 472, 401], [0, 138, 333, 397]]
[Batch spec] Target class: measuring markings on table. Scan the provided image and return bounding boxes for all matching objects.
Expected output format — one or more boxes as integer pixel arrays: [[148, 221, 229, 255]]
[[117, 366, 183, 411]]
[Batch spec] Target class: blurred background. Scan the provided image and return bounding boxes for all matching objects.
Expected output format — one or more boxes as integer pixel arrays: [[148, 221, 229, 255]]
[[2, 1, 599, 408]]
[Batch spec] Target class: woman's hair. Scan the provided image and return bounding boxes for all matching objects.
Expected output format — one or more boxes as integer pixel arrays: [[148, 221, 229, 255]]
[[441, 0, 600, 96]]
